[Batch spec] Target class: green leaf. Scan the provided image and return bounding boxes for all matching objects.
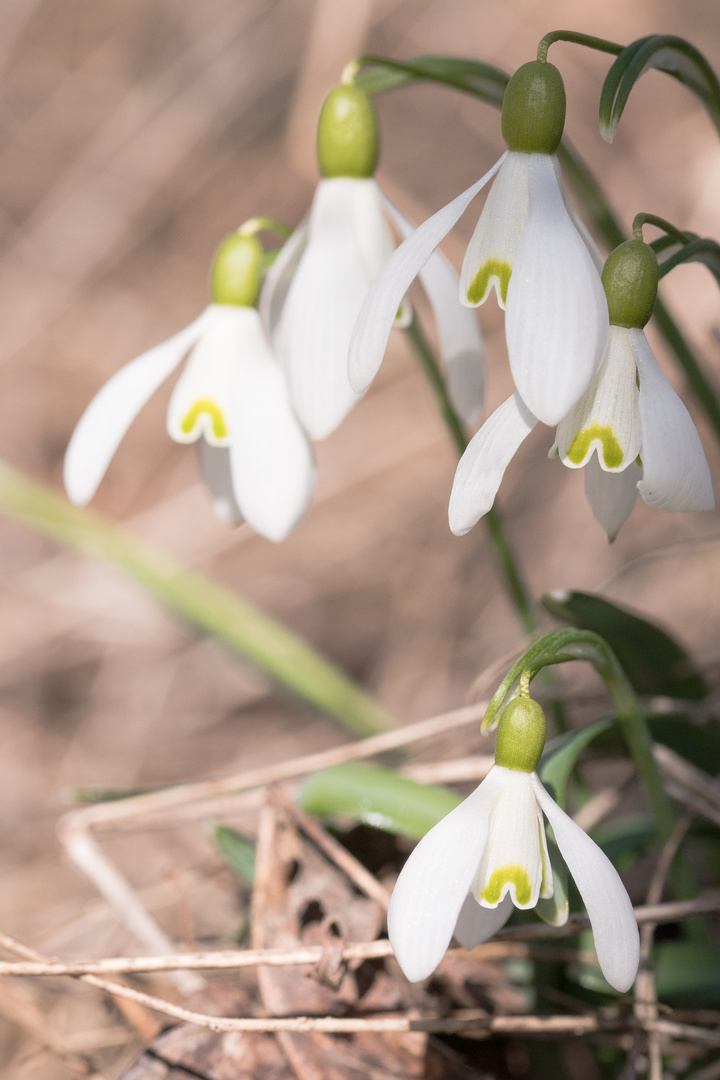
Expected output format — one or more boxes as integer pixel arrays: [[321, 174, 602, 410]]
[[0, 460, 396, 737], [299, 763, 461, 839], [657, 236, 720, 287], [654, 941, 720, 1003], [356, 54, 508, 107], [599, 35, 720, 143], [539, 719, 614, 807], [542, 590, 708, 700], [214, 826, 255, 885]]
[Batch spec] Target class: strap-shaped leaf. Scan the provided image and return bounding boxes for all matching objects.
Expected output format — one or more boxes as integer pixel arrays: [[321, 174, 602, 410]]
[[658, 236, 720, 287], [356, 54, 508, 107], [539, 719, 614, 808], [600, 34, 720, 143]]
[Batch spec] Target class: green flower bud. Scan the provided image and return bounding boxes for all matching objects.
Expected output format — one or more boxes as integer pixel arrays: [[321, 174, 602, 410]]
[[601, 240, 658, 329], [317, 84, 379, 179], [494, 696, 547, 772], [210, 233, 263, 307], [501, 61, 566, 155]]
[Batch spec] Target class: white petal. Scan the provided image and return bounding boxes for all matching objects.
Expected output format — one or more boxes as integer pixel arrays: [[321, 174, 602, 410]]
[[352, 179, 396, 280], [505, 154, 609, 426], [259, 219, 310, 341], [532, 773, 639, 993], [553, 157, 605, 273], [382, 193, 485, 427], [197, 443, 243, 525], [229, 308, 315, 541], [348, 153, 507, 395], [453, 893, 513, 950], [449, 393, 537, 535], [63, 309, 210, 506], [632, 329, 715, 512], [473, 768, 549, 910], [167, 305, 241, 446], [555, 325, 641, 471], [276, 178, 368, 438], [584, 455, 641, 541], [388, 766, 505, 983], [460, 151, 530, 308]]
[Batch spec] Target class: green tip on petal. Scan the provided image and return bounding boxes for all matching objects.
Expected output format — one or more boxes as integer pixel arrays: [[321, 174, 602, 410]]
[[501, 61, 566, 155], [567, 423, 624, 469], [211, 233, 263, 307], [467, 257, 512, 306], [602, 240, 658, 329], [494, 696, 547, 772], [317, 84, 379, 179], [481, 864, 532, 906]]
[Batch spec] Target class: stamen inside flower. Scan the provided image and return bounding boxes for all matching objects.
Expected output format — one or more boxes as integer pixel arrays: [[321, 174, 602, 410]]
[[567, 423, 624, 469], [467, 257, 512, 306], [181, 399, 228, 440], [481, 864, 532, 906]]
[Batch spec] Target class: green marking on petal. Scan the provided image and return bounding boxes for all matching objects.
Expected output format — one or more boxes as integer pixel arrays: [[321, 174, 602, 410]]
[[481, 864, 532, 907], [181, 399, 228, 440], [538, 822, 552, 898], [467, 258, 512, 307], [567, 423, 624, 469]]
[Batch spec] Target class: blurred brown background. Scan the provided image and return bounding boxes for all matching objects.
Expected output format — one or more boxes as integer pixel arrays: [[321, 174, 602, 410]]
[[0, 0, 718, 1074]]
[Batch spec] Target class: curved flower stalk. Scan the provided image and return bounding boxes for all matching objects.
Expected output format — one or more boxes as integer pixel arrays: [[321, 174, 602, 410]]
[[64, 230, 315, 543], [388, 697, 639, 993], [262, 82, 485, 439], [449, 240, 714, 540], [350, 60, 608, 427]]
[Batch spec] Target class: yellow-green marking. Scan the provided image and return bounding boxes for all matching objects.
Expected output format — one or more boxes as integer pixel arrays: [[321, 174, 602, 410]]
[[481, 864, 532, 907], [467, 258, 512, 306], [567, 423, 624, 469], [181, 399, 228, 440]]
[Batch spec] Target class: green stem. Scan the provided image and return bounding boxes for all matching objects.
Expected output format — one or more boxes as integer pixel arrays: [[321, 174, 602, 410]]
[[632, 212, 692, 247], [238, 217, 292, 240], [404, 318, 537, 637], [0, 460, 395, 738], [537, 31, 624, 64]]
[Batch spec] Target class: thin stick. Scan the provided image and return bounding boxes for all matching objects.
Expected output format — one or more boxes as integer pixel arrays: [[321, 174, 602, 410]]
[[3, 894, 718, 978], [65, 700, 490, 832], [275, 790, 391, 909]]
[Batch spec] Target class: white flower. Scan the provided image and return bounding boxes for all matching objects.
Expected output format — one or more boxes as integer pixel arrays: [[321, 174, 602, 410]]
[[388, 763, 639, 992], [449, 325, 714, 539], [63, 304, 315, 542], [349, 151, 608, 427], [262, 176, 486, 439]]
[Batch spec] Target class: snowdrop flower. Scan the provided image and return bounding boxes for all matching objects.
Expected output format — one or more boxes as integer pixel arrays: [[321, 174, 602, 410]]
[[449, 240, 714, 539], [350, 60, 608, 427], [64, 229, 315, 542], [262, 82, 485, 438], [388, 696, 639, 992]]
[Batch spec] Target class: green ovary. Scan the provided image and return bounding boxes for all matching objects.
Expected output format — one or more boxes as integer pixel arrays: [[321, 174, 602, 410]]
[[481, 864, 532, 907], [567, 423, 624, 469], [467, 258, 512, 306], [181, 399, 228, 440]]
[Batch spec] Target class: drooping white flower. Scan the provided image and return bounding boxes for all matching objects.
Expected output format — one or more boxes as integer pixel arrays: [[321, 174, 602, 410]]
[[262, 82, 485, 439], [350, 61, 609, 427], [388, 710, 639, 993], [64, 233, 316, 542], [448, 240, 715, 540]]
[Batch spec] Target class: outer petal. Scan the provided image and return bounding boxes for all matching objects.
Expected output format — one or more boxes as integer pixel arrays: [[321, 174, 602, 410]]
[[198, 443, 243, 525], [259, 219, 310, 341], [167, 305, 242, 446], [460, 151, 530, 308], [276, 178, 369, 438], [453, 893, 513, 950], [348, 153, 507, 395], [505, 154, 608, 426], [553, 157, 605, 273], [229, 308, 315, 542], [554, 325, 641, 471], [64, 309, 210, 506], [473, 767, 551, 910], [532, 773, 639, 993], [449, 393, 538, 535], [584, 455, 641, 541], [632, 329, 715, 512], [382, 194, 485, 427], [388, 766, 505, 983]]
